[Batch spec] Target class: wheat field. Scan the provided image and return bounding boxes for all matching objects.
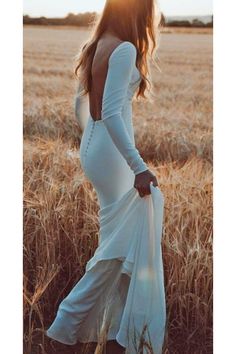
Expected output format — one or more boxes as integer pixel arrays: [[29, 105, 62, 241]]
[[23, 26, 213, 354]]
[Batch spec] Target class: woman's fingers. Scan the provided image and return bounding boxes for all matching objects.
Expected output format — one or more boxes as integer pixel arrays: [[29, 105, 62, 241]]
[[139, 183, 151, 197], [152, 176, 158, 187], [139, 186, 146, 197], [145, 183, 151, 195]]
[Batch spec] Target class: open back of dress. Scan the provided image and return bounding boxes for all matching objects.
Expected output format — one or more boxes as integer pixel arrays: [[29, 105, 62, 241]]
[[89, 38, 124, 121]]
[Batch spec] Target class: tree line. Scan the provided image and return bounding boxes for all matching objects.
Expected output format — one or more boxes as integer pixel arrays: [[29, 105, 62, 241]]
[[23, 13, 213, 28], [23, 13, 97, 27]]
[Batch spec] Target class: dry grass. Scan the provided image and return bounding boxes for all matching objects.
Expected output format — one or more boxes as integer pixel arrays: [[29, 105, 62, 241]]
[[23, 26, 213, 354]]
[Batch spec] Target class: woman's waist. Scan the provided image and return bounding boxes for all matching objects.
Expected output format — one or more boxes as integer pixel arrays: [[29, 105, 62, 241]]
[[87, 113, 133, 133], [80, 115, 134, 153]]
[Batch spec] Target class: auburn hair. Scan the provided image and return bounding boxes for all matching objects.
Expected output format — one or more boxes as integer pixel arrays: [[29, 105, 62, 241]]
[[75, 0, 161, 100]]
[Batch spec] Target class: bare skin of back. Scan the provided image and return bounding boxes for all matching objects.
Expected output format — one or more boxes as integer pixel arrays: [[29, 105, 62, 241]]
[[89, 31, 158, 197], [89, 32, 123, 121]]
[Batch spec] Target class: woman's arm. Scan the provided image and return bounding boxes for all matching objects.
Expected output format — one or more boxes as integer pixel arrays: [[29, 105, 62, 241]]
[[101, 42, 148, 175]]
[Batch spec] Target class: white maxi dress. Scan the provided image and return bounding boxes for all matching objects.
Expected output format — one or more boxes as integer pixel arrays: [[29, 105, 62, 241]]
[[46, 41, 166, 354]]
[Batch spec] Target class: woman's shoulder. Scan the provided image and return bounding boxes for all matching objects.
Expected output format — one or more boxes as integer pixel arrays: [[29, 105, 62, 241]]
[[109, 41, 137, 63], [99, 33, 136, 52], [113, 41, 136, 54]]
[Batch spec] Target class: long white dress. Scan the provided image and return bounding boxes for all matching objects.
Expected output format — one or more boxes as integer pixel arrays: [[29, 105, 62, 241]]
[[46, 41, 166, 353]]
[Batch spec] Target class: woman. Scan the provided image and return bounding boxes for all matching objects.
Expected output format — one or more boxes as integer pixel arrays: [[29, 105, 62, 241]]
[[46, 0, 166, 353]]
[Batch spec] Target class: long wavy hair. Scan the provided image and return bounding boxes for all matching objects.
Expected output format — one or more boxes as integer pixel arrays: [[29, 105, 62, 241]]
[[75, 0, 161, 100]]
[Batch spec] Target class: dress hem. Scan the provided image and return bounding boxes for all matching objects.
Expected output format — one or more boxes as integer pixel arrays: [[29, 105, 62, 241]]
[[45, 329, 77, 346], [45, 329, 127, 349]]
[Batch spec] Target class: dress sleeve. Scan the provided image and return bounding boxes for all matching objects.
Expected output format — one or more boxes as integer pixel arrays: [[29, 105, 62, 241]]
[[101, 42, 148, 175]]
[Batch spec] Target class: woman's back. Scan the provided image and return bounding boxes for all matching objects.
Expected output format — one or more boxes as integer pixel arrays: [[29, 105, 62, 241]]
[[89, 34, 123, 121]]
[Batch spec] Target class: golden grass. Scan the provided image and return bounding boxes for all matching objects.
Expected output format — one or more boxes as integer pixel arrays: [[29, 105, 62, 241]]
[[23, 26, 213, 354]]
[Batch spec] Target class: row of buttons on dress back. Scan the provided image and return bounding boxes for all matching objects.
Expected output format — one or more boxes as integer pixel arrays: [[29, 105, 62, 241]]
[[84, 120, 95, 156]]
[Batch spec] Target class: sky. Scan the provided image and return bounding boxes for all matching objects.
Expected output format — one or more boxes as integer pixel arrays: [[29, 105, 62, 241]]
[[23, 0, 213, 18]]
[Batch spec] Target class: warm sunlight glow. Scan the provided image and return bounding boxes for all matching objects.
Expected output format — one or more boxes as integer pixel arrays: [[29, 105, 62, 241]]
[[23, 0, 213, 18]]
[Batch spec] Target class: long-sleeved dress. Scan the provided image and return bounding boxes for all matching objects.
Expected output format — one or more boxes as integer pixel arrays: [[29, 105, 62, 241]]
[[46, 41, 166, 354]]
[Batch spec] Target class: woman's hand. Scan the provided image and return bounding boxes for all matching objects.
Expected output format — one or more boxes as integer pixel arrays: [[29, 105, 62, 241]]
[[134, 169, 158, 197]]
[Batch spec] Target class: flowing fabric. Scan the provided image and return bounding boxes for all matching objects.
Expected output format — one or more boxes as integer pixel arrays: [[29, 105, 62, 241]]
[[46, 41, 166, 353], [46, 184, 166, 353], [86, 183, 166, 353]]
